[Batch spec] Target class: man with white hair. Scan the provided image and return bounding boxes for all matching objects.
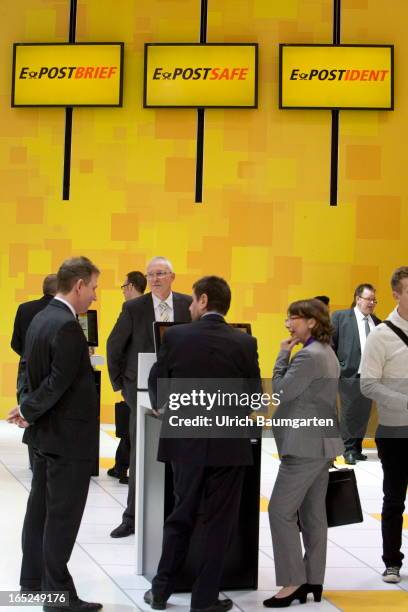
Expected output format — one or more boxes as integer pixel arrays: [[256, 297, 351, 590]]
[[107, 257, 192, 538]]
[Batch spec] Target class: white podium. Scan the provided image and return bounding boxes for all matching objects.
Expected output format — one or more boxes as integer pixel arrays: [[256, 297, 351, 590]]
[[135, 352, 157, 574]]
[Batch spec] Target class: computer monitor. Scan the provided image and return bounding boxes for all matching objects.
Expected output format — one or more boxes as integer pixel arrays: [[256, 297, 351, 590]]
[[77, 310, 99, 347], [153, 321, 252, 354]]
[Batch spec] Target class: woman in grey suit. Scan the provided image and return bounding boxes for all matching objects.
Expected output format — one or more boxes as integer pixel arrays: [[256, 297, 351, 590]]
[[264, 299, 344, 608]]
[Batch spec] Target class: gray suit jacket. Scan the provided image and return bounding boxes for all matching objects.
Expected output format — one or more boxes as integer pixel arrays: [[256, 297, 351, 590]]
[[332, 308, 381, 378], [107, 291, 192, 394], [272, 341, 344, 458]]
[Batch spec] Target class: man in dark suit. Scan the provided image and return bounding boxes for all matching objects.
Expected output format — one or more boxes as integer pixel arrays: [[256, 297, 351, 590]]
[[144, 276, 261, 612], [11, 274, 57, 402], [107, 270, 148, 484], [7, 256, 102, 612], [332, 283, 381, 464], [107, 257, 192, 538]]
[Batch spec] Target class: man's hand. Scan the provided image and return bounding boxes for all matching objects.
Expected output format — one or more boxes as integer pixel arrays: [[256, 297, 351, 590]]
[[280, 336, 300, 352], [7, 406, 30, 428]]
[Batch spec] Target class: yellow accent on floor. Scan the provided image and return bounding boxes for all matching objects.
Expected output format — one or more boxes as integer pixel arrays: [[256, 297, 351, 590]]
[[99, 457, 114, 469], [363, 439, 377, 449], [371, 513, 408, 529], [260, 496, 269, 512], [101, 428, 118, 440], [324, 591, 408, 610]]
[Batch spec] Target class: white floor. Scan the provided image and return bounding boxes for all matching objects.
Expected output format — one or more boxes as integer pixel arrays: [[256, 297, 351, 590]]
[[1, 421, 407, 611]]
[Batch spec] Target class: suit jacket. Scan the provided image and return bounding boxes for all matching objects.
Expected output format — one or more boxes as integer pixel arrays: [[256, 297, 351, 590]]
[[331, 308, 381, 377], [107, 291, 192, 393], [272, 341, 344, 458], [11, 294, 54, 356], [149, 314, 261, 467], [20, 299, 99, 460]]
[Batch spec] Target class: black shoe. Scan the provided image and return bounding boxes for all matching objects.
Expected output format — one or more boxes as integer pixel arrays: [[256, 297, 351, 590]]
[[43, 598, 102, 611], [107, 467, 120, 479], [110, 522, 135, 538], [304, 583, 323, 602], [191, 599, 233, 612], [119, 475, 129, 484], [263, 585, 307, 607], [343, 452, 356, 465], [144, 589, 167, 610], [354, 453, 367, 461]]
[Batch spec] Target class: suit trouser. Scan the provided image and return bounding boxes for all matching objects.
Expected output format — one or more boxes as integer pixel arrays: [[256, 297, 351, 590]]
[[20, 448, 92, 597], [16, 363, 34, 470], [376, 437, 408, 568], [122, 384, 137, 526], [114, 434, 130, 475], [152, 462, 245, 609], [268, 456, 331, 586], [339, 377, 372, 455]]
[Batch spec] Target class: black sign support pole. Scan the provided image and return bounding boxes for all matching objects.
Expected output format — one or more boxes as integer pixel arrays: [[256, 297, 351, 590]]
[[195, 0, 208, 203], [62, 0, 77, 200], [330, 0, 341, 206]]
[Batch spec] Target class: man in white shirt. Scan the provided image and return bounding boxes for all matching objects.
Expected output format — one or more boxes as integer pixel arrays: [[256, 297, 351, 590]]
[[361, 267, 408, 584], [332, 284, 381, 464], [107, 257, 192, 537]]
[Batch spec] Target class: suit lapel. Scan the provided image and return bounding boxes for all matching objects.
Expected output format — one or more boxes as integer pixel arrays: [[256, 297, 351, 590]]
[[349, 309, 361, 356], [173, 292, 187, 321]]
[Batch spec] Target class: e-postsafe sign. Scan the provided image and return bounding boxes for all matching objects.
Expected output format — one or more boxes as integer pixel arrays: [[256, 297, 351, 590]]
[[12, 43, 124, 107], [144, 43, 258, 108], [279, 44, 394, 110]]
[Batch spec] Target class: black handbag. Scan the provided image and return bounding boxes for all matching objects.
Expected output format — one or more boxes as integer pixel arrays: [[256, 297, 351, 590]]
[[326, 467, 363, 527], [114, 401, 130, 438]]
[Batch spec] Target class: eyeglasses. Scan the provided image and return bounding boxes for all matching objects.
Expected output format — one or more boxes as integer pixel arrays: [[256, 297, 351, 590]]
[[121, 283, 130, 289], [284, 316, 304, 324], [358, 297, 378, 304], [146, 271, 170, 279]]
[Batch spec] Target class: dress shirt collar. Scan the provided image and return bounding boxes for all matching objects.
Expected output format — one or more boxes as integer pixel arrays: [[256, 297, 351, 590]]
[[354, 306, 372, 323], [152, 292, 173, 310], [201, 311, 224, 319], [54, 296, 77, 319]]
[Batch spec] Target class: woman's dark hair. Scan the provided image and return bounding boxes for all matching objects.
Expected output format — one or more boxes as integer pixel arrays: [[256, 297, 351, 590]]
[[288, 298, 333, 344]]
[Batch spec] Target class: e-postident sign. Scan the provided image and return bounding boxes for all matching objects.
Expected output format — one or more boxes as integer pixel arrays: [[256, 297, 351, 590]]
[[144, 43, 258, 108], [12, 43, 124, 107], [279, 44, 394, 110]]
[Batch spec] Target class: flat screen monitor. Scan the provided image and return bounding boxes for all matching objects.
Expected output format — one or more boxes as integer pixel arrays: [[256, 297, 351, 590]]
[[77, 310, 98, 347], [153, 321, 252, 355]]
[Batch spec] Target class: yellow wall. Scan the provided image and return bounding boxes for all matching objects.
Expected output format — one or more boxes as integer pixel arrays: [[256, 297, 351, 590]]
[[1, 0, 406, 421]]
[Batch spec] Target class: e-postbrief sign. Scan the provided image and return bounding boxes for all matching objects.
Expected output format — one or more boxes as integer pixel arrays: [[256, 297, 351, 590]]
[[144, 43, 258, 108], [279, 44, 394, 110], [12, 42, 124, 107]]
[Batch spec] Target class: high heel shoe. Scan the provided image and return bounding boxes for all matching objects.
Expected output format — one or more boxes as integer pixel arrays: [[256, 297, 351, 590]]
[[263, 585, 307, 607], [303, 584, 323, 602]]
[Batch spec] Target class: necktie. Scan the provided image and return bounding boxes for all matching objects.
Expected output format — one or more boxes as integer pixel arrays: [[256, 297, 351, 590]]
[[363, 316, 370, 337], [158, 301, 170, 322]]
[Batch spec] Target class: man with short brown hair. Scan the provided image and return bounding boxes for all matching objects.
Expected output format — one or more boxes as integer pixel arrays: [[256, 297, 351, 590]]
[[8, 256, 102, 612]]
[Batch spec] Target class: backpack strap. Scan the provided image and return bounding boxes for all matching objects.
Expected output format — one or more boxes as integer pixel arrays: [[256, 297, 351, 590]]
[[383, 320, 408, 348]]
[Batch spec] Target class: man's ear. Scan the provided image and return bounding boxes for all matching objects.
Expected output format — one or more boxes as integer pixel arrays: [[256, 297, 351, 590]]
[[200, 293, 209, 309]]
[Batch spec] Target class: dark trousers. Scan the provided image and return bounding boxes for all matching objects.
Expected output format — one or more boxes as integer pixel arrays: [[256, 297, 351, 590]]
[[339, 377, 372, 455], [114, 434, 130, 475], [20, 448, 92, 596], [122, 385, 137, 526], [152, 462, 245, 609], [376, 437, 408, 568]]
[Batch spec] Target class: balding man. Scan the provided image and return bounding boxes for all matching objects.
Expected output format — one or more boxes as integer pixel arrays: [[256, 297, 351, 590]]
[[107, 257, 192, 538]]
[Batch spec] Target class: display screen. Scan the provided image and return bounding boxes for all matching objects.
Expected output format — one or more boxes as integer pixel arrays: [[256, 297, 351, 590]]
[[279, 44, 394, 110], [12, 42, 124, 107], [144, 43, 258, 108]]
